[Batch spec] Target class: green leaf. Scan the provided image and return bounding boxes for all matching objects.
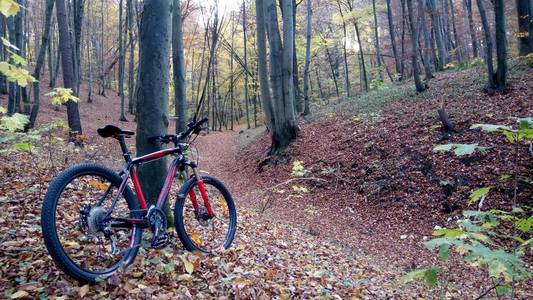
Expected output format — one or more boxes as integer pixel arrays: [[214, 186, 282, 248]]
[[432, 228, 465, 238], [12, 143, 31, 152], [433, 143, 486, 156], [468, 187, 491, 205], [438, 244, 450, 260], [495, 284, 511, 296], [517, 117, 533, 129], [470, 124, 512, 132], [163, 262, 175, 274], [0, 113, 29, 132], [502, 129, 517, 143], [0, 106, 6, 114], [514, 216, 533, 233], [424, 266, 439, 287]]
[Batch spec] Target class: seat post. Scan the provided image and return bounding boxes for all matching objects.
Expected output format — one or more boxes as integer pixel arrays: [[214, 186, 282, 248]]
[[117, 135, 132, 163]]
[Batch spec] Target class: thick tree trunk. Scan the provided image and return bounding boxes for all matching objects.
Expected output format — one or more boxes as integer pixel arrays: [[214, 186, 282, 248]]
[[493, 0, 507, 91], [136, 0, 172, 205], [354, 21, 368, 92], [264, 0, 298, 152], [516, 0, 532, 55], [29, 0, 55, 128], [407, 0, 425, 92], [172, 0, 187, 133], [56, 0, 83, 135], [302, 0, 312, 116], [476, 0, 496, 90]]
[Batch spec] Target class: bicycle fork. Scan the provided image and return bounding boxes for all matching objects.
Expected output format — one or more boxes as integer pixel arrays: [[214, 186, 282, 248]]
[[189, 167, 215, 220]]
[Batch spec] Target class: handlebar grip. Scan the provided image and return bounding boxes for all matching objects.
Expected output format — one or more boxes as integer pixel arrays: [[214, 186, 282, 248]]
[[197, 117, 208, 127]]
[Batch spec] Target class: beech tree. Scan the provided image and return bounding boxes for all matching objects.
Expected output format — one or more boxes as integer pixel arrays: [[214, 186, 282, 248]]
[[135, 0, 172, 203]]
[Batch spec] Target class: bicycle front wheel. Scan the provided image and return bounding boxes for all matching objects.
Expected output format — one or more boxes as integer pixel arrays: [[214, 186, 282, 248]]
[[174, 175, 237, 253], [41, 163, 142, 283]]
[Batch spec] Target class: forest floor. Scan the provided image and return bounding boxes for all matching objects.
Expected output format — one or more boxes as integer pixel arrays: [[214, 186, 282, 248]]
[[0, 60, 532, 299]]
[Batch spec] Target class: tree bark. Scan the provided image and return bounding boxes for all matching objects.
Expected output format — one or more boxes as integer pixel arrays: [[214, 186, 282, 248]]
[[386, 0, 401, 77], [172, 0, 187, 133], [493, 0, 507, 91], [127, 0, 136, 114], [476, 0, 495, 90], [29, 0, 55, 128], [119, 0, 127, 121], [372, 0, 383, 81], [136, 0, 172, 205], [56, 0, 83, 135], [407, 0, 426, 92], [463, 0, 478, 58], [516, 0, 532, 55], [427, 0, 447, 70], [243, 1, 251, 129], [303, 0, 312, 116]]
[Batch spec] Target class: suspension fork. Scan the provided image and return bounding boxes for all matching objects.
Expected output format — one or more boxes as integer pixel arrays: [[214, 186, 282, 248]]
[[189, 167, 215, 217]]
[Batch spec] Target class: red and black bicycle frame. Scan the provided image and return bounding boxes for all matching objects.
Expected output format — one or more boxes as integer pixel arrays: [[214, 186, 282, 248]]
[[108, 142, 214, 230]]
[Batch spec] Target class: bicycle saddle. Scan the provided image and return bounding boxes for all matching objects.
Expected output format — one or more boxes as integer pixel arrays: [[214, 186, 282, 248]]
[[97, 125, 135, 138]]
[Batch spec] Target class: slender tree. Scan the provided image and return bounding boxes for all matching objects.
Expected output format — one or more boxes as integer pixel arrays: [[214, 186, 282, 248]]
[[372, 0, 383, 81], [56, 0, 83, 136], [493, 0, 507, 91], [516, 0, 532, 55], [406, 0, 425, 92], [242, 1, 251, 128], [119, 0, 127, 121], [463, 0, 478, 59], [386, 0, 401, 77], [172, 0, 187, 133], [29, 0, 55, 128], [476, 0, 495, 90], [303, 0, 312, 115]]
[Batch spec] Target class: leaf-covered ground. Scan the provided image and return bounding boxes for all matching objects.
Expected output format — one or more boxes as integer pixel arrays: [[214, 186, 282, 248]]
[[1, 62, 532, 298]]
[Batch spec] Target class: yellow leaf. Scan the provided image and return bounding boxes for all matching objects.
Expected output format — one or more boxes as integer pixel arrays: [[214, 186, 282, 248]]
[[180, 256, 194, 274], [132, 271, 143, 278], [79, 284, 90, 298], [88, 180, 109, 191], [220, 197, 228, 217], [190, 231, 203, 246], [0, 0, 20, 17], [10, 290, 28, 299]]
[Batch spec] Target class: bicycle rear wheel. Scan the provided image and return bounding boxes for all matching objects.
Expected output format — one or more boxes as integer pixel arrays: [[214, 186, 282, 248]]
[[174, 175, 237, 253], [41, 163, 142, 283]]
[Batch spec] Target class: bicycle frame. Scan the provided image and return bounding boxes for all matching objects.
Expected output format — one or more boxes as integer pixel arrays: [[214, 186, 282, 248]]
[[107, 143, 214, 230]]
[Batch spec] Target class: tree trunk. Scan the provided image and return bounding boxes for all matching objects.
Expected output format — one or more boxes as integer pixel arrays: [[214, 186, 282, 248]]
[[386, 0, 401, 77], [127, 0, 135, 114], [428, 0, 447, 70], [493, 0, 507, 91], [302, 0, 312, 116], [29, 0, 55, 128], [118, 0, 127, 121], [372, 0, 383, 81], [476, 0, 496, 90], [72, 0, 85, 95], [407, 0, 426, 92], [418, 0, 433, 80], [136, 0, 172, 205], [463, 0, 478, 58], [263, 0, 298, 153], [335, 0, 350, 97], [516, 0, 531, 55], [56, 0, 83, 136], [172, 0, 187, 133], [243, 1, 251, 129]]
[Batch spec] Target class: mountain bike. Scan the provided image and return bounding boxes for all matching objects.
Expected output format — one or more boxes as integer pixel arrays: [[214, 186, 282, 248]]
[[41, 118, 237, 283]]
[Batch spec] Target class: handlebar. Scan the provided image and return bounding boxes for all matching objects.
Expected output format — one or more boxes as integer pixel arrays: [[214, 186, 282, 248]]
[[148, 117, 208, 145]]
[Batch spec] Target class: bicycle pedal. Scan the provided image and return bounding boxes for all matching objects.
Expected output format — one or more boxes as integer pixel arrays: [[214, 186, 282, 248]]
[[151, 232, 170, 249]]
